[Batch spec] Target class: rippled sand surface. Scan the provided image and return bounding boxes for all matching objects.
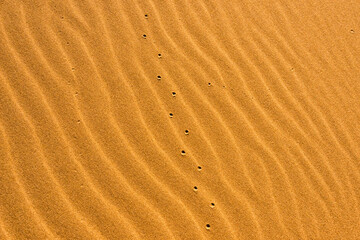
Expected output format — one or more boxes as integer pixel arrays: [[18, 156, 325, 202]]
[[0, 0, 360, 239]]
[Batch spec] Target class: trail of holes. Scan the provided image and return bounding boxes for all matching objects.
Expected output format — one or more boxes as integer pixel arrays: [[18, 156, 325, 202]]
[[143, 12, 216, 233]]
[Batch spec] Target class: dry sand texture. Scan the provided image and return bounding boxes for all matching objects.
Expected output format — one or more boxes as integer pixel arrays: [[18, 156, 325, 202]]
[[1, 0, 360, 239]]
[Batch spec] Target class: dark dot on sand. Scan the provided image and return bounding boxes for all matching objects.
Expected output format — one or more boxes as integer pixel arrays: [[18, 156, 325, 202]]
[[181, 150, 186, 155], [208, 82, 211, 86], [169, 113, 173, 118], [350, 29, 355, 34], [172, 92, 176, 96], [157, 75, 161, 80], [197, 166, 202, 170], [145, 14, 148, 18], [206, 224, 210, 229], [158, 53, 162, 58], [185, 129, 189, 135], [143, 34, 147, 38], [193, 186, 198, 191], [211, 203, 215, 207]]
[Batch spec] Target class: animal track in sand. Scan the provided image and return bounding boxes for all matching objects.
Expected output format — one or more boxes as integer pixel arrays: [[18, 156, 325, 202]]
[[142, 11, 210, 235]]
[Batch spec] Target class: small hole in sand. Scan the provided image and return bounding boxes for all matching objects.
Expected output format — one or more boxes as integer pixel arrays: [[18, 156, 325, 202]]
[[172, 92, 176, 97], [145, 14, 148, 18], [206, 224, 210, 230], [210, 203, 215, 208], [169, 113, 173, 118], [181, 150, 186, 155], [143, 34, 147, 39], [350, 29, 355, 34], [157, 75, 161, 80], [197, 166, 202, 171], [77, 120, 80, 124], [185, 130, 189, 135], [208, 83, 211, 86], [158, 53, 162, 58], [193, 186, 198, 191]]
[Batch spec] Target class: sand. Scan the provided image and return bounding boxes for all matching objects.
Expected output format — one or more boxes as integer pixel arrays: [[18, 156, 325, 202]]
[[0, 0, 360, 239]]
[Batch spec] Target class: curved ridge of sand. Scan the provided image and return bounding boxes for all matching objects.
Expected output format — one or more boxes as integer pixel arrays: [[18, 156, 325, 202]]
[[0, 0, 360, 239]]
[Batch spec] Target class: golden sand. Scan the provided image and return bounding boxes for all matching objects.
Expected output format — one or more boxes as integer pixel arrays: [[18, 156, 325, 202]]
[[0, 0, 360, 239]]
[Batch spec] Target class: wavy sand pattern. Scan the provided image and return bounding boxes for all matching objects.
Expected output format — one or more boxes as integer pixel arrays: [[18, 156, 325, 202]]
[[0, 0, 360, 239]]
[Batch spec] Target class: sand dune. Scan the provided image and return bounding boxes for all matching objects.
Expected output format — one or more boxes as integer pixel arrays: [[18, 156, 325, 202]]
[[0, 0, 360, 239]]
